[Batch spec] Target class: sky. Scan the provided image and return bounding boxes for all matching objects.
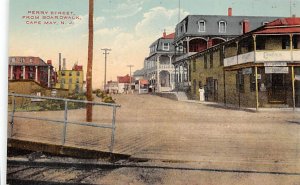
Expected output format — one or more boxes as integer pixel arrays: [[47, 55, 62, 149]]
[[9, 0, 300, 89]]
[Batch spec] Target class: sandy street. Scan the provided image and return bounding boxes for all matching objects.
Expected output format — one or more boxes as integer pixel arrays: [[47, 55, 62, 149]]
[[8, 93, 300, 184]]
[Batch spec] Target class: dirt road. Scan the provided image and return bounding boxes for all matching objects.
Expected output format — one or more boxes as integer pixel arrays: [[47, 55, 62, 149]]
[[9, 93, 300, 184]]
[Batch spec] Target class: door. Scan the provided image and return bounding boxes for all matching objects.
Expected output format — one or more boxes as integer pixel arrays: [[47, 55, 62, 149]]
[[267, 74, 287, 103]]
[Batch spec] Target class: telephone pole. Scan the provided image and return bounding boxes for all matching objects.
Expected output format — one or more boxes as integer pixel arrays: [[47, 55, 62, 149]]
[[101, 48, 111, 90], [127, 64, 134, 86]]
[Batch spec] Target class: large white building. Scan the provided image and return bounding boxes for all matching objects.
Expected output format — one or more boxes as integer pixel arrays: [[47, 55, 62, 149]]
[[142, 31, 176, 92]]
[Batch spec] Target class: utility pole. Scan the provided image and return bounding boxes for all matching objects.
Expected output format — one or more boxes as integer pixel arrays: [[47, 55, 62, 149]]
[[127, 65, 134, 92], [101, 48, 111, 90]]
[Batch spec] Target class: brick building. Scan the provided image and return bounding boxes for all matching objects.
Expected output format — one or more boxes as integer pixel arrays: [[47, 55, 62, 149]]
[[8, 56, 57, 88], [189, 17, 300, 109]]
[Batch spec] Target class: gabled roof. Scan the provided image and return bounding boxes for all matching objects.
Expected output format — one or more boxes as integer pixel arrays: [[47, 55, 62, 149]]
[[9, 56, 49, 66], [117, 74, 133, 83]]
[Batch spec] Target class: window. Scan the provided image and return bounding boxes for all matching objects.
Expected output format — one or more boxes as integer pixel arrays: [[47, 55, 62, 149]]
[[76, 78, 79, 83], [61, 79, 65, 84], [69, 72, 72, 76], [29, 58, 33, 63], [219, 21, 227, 33], [176, 46, 183, 52], [61, 71, 65, 76], [219, 48, 224, 66], [210, 53, 213, 68], [192, 59, 196, 72], [236, 72, 245, 93], [282, 36, 290, 49], [198, 20, 206, 32], [69, 79, 72, 83], [262, 21, 269, 25], [163, 43, 170, 51], [29, 73, 34, 79], [76, 71, 80, 76], [204, 55, 207, 69]]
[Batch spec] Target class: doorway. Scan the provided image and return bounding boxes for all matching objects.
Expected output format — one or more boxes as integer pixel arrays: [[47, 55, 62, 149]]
[[267, 74, 287, 103]]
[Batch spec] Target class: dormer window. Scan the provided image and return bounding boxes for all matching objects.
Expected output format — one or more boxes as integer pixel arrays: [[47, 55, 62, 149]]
[[163, 43, 170, 51], [219, 21, 227, 33], [262, 21, 269, 25], [198, 20, 206, 32]]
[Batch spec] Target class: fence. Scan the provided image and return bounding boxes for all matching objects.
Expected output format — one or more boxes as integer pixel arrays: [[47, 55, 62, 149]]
[[8, 93, 121, 154]]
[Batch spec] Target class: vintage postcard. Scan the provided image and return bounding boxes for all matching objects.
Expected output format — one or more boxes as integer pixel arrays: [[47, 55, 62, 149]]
[[5, 0, 300, 184]]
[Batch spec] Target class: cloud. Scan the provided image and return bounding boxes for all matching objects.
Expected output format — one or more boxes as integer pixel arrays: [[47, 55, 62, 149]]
[[103, 0, 144, 19], [135, 6, 189, 37]]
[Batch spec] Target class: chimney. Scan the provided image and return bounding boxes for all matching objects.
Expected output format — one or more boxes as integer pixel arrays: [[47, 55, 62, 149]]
[[63, 58, 66, 70], [163, 29, 166, 38], [47, 60, 52, 65], [242, 19, 250, 33], [59, 53, 61, 71], [228, 7, 232, 16]]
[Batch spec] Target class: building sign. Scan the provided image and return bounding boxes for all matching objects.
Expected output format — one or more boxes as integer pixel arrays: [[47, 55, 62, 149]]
[[265, 67, 289, 74], [264, 61, 287, 67], [256, 51, 291, 62], [295, 75, 300, 81], [242, 68, 252, 75], [293, 50, 300, 61]]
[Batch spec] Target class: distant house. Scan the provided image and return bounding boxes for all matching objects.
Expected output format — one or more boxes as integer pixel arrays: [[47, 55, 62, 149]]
[[55, 64, 84, 94], [173, 8, 279, 91], [8, 56, 57, 88], [106, 80, 119, 94], [117, 74, 134, 93]]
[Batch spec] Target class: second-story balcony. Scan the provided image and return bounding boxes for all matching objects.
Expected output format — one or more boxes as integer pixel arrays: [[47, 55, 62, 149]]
[[158, 64, 174, 70], [224, 50, 300, 67]]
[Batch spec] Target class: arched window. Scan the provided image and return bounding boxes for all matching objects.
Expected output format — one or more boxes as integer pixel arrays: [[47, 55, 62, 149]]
[[198, 20, 206, 32], [219, 21, 227, 33]]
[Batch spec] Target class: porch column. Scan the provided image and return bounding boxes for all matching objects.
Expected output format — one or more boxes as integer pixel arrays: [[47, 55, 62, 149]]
[[10, 65, 13, 80], [48, 66, 51, 88], [157, 56, 160, 91], [290, 34, 296, 110], [187, 61, 190, 82], [186, 37, 190, 53], [35, 66, 38, 82], [22, 66, 26, 79], [292, 66, 296, 110], [253, 35, 259, 111]]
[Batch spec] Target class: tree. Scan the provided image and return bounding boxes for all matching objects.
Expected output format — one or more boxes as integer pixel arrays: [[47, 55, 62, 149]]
[[86, 0, 94, 122]]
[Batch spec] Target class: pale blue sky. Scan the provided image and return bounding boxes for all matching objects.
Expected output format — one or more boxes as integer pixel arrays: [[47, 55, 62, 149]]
[[9, 0, 300, 88]]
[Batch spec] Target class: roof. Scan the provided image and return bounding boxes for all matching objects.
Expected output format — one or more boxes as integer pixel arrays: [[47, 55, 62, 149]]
[[163, 33, 175, 39], [255, 17, 300, 34], [9, 56, 50, 66], [139, 79, 148, 85], [175, 15, 280, 42], [117, 74, 133, 83]]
